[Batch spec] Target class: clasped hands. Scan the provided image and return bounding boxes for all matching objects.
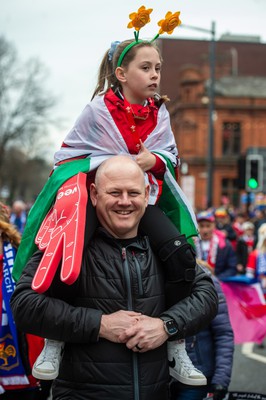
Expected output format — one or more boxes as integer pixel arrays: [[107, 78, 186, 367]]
[[99, 310, 169, 353]]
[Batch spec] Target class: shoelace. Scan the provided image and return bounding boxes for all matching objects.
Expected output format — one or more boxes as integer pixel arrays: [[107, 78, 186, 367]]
[[39, 342, 62, 362], [174, 349, 199, 373]]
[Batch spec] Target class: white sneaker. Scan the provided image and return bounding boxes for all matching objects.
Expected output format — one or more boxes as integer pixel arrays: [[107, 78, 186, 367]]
[[168, 339, 207, 386], [32, 339, 64, 380]]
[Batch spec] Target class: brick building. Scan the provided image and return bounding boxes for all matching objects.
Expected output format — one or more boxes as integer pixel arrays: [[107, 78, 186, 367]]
[[159, 36, 266, 210]]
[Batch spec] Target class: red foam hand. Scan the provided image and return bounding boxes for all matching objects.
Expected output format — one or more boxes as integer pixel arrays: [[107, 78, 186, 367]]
[[32, 173, 88, 293]]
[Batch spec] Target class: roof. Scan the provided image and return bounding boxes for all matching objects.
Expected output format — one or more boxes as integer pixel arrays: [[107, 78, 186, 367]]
[[212, 76, 266, 98], [160, 38, 266, 101], [219, 33, 261, 43]]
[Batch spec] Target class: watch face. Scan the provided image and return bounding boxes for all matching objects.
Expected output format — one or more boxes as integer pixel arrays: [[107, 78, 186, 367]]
[[165, 320, 178, 335]]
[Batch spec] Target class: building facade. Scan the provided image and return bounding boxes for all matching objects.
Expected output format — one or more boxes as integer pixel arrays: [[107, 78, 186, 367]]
[[159, 36, 266, 210]]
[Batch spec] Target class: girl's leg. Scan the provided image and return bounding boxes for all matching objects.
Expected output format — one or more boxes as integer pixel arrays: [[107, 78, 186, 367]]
[[140, 205, 196, 306], [140, 207, 206, 387], [170, 380, 209, 400]]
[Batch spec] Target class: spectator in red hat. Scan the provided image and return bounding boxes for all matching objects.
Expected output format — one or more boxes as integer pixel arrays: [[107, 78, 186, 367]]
[[194, 211, 237, 279]]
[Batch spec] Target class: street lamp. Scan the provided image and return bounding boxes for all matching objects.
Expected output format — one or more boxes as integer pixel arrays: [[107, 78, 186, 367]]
[[180, 22, 216, 208]]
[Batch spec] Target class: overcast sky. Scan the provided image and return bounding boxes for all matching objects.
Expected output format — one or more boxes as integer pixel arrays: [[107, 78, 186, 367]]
[[1, 0, 266, 157]]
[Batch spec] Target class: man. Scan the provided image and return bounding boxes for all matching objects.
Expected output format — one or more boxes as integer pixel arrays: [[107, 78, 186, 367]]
[[11, 156, 218, 400], [195, 211, 237, 279]]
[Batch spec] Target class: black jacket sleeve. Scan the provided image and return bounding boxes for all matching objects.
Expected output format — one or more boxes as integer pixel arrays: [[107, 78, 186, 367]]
[[11, 250, 218, 345], [10, 250, 102, 343], [160, 263, 218, 339]]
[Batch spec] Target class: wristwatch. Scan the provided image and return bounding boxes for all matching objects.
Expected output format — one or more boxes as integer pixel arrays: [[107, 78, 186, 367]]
[[160, 317, 178, 336]]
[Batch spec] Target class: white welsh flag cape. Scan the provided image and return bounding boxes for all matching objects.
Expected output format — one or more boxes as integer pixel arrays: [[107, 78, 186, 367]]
[[13, 96, 198, 282]]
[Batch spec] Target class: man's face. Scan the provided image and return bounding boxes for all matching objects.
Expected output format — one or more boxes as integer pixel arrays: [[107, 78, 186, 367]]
[[90, 163, 149, 239], [198, 220, 215, 241]]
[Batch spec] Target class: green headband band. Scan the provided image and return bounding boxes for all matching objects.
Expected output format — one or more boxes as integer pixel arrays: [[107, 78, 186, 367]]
[[117, 39, 143, 67], [117, 6, 181, 67]]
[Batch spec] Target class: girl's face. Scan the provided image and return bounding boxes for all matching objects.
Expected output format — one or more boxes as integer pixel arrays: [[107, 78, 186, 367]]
[[116, 46, 161, 104]]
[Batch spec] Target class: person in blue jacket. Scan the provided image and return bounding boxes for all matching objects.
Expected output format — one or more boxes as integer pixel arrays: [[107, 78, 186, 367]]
[[170, 260, 235, 400]]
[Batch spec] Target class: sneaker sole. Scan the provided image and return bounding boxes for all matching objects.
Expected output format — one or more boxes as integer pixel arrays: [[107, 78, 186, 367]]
[[169, 368, 207, 386], [32, 366, 59, 380]]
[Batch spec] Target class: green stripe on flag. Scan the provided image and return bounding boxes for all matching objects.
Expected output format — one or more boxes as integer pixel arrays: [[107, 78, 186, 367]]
[[156, 154, 198, 244]]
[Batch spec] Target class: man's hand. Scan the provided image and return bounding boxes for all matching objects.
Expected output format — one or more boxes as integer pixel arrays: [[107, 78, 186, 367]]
[[135, 140, 156, 172], [118, 315, 169, 352], [99, 311, 142, 343]]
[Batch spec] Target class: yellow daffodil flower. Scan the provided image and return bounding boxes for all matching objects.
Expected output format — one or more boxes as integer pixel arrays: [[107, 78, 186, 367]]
[[157, 11, 181, 35], [127, 5, 153, 31]]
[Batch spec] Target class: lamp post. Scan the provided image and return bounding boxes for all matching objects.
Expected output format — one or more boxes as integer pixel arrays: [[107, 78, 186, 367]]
[[180, 22, 216, 208]]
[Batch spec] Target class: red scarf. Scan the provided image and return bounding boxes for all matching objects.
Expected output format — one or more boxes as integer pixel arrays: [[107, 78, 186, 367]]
[[104, 89, 158, 153]]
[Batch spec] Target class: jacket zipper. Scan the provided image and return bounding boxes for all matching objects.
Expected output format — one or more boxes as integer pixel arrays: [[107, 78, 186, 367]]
[[133, 252, 144, 296], [122, 247, 133, 311], [122, 247, 140, 400]]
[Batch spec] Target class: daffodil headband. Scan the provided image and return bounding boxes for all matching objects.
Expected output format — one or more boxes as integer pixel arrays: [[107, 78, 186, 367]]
[[117, 5, 181, 67]]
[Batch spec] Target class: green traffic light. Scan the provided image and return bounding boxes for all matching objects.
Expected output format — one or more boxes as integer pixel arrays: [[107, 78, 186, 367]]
[[248, 178, 259, 189]]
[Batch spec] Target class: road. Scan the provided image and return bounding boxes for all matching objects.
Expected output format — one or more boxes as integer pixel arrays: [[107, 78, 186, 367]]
[[229, 339, 266, 396]]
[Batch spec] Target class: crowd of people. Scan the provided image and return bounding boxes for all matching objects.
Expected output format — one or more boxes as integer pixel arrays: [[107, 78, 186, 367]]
[[194, 204, 266, 293]]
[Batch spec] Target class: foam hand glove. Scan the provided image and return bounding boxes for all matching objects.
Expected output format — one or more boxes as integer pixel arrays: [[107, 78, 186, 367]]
[[32, 172, 88, 293], [212, 384, 228, 400]]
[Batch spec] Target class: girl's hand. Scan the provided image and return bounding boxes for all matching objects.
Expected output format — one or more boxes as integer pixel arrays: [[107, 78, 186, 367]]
[[135, 140, 156, 172]]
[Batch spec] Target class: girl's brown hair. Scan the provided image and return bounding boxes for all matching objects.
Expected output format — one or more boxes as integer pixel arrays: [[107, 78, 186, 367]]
[[0, 203, 21, 248], [91, 39, 169, 105]]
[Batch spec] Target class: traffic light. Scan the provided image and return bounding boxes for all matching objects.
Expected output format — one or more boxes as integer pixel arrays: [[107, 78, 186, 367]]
[[245, 154, 263, 192]]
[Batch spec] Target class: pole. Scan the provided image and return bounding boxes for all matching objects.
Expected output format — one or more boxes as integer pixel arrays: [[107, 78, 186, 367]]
[[179, 22, 216, 208], [207, 21, 216, 208]]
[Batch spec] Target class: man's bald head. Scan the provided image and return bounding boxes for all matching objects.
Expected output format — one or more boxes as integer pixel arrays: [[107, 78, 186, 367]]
[[90, 155, 150, 239], [94, 156, 145, 187]]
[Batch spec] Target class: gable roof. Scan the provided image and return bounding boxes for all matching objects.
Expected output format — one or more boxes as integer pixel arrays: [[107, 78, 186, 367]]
[[213, 76, 266, 98]]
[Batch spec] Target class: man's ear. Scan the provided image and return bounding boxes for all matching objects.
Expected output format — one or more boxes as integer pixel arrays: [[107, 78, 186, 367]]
[[90, 183, 97, 207], [115, 67, 127, 83], [145, 184, 150, 207]]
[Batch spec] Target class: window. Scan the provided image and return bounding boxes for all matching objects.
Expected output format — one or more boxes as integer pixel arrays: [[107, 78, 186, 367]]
[[222, 122, 241, 155]]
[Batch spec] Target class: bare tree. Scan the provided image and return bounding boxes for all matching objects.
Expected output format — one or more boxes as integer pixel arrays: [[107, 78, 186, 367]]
[[1, 147, 52, 203], [0, 35, 56, 187]]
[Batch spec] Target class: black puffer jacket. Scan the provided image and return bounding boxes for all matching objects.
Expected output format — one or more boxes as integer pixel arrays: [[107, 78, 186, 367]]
[[11, 228, 218, 400]]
